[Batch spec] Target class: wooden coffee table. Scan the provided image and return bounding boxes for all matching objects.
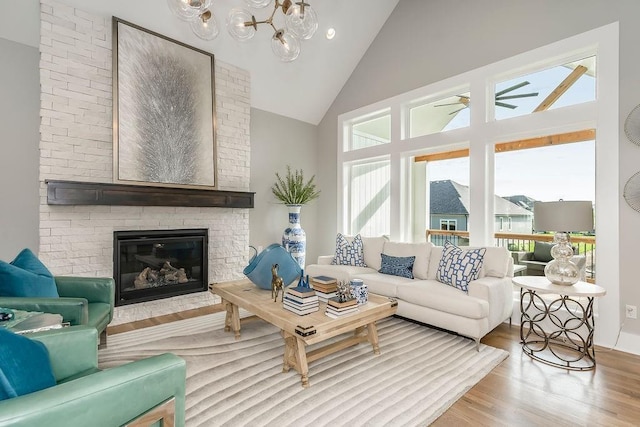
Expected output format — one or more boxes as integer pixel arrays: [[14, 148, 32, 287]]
[[210, 279, 398, 388]]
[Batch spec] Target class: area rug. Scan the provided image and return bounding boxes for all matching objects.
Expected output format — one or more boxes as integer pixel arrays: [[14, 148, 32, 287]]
[[99, 312, 508, 426]]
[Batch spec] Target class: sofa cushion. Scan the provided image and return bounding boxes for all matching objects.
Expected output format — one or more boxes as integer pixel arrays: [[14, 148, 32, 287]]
[[478, 246, 511, 278], [396, 281, 489, 319], [427, 245, 510, 279], [305, 264, 376, 285], [332, 233, 365, 267], [351, 272, 413, 298], [382, 241, 432, 279], [378, 254, 415, 279], [436, 242, 486, 292], [0, 329, 56, 400], [533, 241, 554, 262], [361, 236, 388, 270], [427, 246, 444, 280], [0, 249, 59, 298]]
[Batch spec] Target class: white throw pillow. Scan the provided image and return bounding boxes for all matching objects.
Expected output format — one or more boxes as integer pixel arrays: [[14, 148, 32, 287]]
[[467, 246, 510, 278], [361, 236, 388, 270]]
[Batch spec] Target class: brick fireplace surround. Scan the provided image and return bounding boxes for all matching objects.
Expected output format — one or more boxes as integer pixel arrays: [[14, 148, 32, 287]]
[[38, 0, 251, 325]]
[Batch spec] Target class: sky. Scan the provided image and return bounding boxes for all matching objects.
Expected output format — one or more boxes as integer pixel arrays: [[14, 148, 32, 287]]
[[429, 141, 596, 202], [429, 56, 596, 203]]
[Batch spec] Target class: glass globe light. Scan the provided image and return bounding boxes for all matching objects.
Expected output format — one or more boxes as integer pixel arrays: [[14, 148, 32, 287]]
[[285, 2, 318, 40], [190, 10, 219, 40], [271, 29, 300, 62], [245, 0, 272, 8], [167, 0, 211, 21], [227, 8, 257, 42]]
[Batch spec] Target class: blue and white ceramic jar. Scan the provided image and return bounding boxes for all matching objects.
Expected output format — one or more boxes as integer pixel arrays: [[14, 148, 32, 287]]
[[350, 279, 368, 305], [282, 204, 306, 268]]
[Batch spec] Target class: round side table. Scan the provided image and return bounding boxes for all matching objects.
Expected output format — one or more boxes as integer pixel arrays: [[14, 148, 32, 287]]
[[512, 276, 606, 371]]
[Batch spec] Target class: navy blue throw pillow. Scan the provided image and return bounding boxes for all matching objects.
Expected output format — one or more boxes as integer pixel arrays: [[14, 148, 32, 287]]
[[0, 329, 56, 400], [378, 253, 415, 279]]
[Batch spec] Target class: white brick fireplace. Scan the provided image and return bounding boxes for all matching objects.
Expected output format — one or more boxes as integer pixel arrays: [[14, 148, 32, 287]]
[[38, 0, 251, 324]]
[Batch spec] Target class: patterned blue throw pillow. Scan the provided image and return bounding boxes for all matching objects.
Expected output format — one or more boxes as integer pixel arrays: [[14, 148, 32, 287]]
[[436, 241, 486, 292], [332, 233, 366, 267], [378, 253, 415, 279]]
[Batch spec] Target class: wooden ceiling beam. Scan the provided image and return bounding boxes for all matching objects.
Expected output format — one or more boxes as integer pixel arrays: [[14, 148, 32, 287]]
[[495, 129, 595, 152], [414, 129, 595, 162], [533, 65, 588, 112], [414, 148, 469, 163]]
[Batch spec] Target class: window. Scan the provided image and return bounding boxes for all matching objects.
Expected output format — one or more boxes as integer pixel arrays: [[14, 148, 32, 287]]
[[344, 158, 390, 237], [494, 55, 596, 121], [347, 111, 390, 151], [409, 92, 471, 138], [440, 219, 457, 231], [337, 23, 617, 346]]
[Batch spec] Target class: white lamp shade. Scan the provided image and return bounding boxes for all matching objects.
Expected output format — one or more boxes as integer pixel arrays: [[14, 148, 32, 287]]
[[533, 201, 594, 232]]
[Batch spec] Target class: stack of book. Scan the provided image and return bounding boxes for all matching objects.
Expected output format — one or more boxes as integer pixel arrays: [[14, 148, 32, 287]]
[[283, 286, 319, 316], [325, 297, 359, 318], [309, 275, 338, 302]]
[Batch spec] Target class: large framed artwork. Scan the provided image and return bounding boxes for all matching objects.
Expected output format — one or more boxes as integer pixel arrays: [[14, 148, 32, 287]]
[[112, 17, 217, 190]]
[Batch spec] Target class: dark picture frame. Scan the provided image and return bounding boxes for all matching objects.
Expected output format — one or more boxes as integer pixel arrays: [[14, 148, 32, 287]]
[[112, 17, 217, 190]]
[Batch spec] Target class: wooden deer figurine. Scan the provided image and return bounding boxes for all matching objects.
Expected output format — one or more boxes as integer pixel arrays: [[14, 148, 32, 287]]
[[271, 263, 285, 302]]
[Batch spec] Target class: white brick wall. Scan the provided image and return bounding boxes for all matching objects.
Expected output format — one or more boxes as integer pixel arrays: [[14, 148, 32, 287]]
[[39, 0, 251, 321]]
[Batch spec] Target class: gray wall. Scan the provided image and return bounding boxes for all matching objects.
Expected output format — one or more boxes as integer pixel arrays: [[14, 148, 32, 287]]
[[0, 38, 40, 261], [249, 108, 319, 265], [316, 0, 640, 336]]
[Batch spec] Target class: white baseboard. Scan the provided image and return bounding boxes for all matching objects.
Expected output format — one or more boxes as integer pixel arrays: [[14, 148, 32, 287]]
[[609, 331, 640, 356]]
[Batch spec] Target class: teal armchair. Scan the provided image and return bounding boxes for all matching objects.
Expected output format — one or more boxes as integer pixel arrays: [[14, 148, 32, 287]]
[[0, 326, 186, 427], [0, 276, 115, 346]]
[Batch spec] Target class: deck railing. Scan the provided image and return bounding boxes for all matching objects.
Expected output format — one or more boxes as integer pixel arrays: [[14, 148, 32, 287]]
[[426, 229, 596, 281]]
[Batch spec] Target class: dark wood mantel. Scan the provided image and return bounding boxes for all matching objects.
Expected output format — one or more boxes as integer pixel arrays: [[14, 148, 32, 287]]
[[46, 180, 254, 208]]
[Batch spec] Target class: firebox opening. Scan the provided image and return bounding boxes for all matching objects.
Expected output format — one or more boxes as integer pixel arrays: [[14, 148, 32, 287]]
[[113, 229, 208, 306]]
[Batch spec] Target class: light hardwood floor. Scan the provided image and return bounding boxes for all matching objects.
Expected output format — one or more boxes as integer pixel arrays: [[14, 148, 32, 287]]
[[108, 309, 640, 426]]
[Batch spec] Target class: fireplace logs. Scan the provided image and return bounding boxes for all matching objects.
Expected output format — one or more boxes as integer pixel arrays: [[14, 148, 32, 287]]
[[133, 262, 189, 290]]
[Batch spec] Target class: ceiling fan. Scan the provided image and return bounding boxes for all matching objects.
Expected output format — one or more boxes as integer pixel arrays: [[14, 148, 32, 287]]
[[435, 81, 539, 115]]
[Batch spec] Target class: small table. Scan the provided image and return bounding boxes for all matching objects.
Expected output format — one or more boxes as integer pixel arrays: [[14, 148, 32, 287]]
[[1, 309, 65, 334], [210, 280, 398, 387], [513, 264, 527, 277], [512, 276, 606, 371]]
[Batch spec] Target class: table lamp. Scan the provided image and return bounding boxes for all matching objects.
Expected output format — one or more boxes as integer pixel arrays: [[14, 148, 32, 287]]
[[533, 200, 593, 285]]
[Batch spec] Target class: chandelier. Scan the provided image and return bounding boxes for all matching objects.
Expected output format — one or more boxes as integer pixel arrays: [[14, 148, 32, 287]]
[[167, 0, 318, 62]]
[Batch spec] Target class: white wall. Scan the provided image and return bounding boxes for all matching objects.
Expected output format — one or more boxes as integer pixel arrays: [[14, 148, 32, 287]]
[[249, 108, 319, 265], [317, 0, 640, 344], [0, 38, 40, 261]]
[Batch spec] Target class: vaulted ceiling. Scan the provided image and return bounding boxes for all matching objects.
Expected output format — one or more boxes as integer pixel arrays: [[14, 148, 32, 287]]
[[0, 0, 399, 124]]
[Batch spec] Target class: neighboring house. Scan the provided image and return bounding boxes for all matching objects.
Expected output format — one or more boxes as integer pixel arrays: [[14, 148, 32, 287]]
[[503, 195, 537, 211], [430, 180, 533, 233]]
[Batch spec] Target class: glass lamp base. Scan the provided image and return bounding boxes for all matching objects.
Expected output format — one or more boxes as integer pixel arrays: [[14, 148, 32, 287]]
[[544, 259, 580, 285], [544, 232, 580, 286]]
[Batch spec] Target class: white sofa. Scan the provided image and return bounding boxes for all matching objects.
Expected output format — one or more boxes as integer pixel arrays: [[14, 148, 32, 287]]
[[306, 237, 514, 348]]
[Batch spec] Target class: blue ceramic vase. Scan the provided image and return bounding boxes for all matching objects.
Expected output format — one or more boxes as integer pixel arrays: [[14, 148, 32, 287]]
[[282, 205, 306, 268]]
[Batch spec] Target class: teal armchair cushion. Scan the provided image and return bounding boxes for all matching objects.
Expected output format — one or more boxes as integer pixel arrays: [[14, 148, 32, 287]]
[[0, 326, 187, 427], [0, 276, 114, 344], [0, 329, 56, 400], [0, 249, 58, 298]]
